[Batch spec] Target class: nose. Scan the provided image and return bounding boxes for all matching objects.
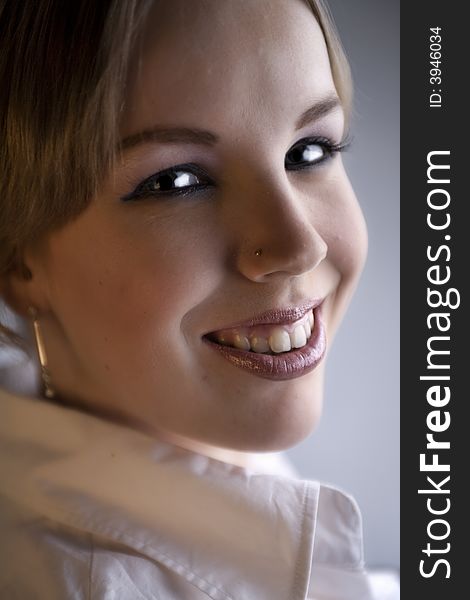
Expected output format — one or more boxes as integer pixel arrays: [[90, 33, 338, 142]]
[[227, 171, 328, 283]]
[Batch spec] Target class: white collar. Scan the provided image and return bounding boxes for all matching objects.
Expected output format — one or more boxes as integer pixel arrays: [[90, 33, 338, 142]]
[[0, 389, 373, 599]]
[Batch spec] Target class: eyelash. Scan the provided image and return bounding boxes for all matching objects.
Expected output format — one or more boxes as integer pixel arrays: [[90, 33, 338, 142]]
[[284, 135, 350, 171], [121, 135, 351, 202]]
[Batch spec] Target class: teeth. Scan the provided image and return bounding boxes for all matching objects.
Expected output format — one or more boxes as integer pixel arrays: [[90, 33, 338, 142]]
[[304, 319, 311, 338], [309, 311, 314, 328], [268, 328, 291, 353], [217, 333, 232, 346], [213, 309, 315, 354], [233, 334, 251, 351], [290, 325, 307, 349], [250, 336, 270, 353]]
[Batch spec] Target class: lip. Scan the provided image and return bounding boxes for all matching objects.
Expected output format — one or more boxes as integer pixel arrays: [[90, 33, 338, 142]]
[[204, 298, 322, 334], [202, 303, 326, 381]]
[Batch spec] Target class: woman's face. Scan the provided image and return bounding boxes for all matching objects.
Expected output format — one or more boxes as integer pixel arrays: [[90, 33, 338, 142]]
[[25, 0, 367, 454]]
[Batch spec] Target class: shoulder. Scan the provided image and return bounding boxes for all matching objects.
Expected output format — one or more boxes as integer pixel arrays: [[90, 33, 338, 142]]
[[0, 389, 208, 599], [0, 496, 210, 600], [0, 495, 91, 599]]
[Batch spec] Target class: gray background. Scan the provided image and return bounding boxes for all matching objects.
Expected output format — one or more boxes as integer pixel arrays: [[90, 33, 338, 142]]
[[286, 0, 400, 569]]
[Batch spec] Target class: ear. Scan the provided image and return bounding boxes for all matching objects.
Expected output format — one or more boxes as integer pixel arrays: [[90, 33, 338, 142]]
[[2, 252, 51, 317]]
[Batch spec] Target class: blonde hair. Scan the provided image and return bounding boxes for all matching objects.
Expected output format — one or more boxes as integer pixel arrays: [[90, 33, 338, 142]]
[[0, 0, 352, 347], [305, 0, 353, 117]]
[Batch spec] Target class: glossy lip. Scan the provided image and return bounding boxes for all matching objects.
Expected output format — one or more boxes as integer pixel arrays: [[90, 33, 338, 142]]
[[202, 304, 326, 381], [204, 298, 321, 335]]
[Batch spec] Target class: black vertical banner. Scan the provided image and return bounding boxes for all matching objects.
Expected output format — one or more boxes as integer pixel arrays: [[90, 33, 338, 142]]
[[401, 3, 466, 597]]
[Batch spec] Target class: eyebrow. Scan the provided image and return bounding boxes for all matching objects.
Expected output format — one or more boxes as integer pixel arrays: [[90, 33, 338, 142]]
[[295, 94, 342, 130], [119, 127, 219, 151], [119, 94, 342, 151]]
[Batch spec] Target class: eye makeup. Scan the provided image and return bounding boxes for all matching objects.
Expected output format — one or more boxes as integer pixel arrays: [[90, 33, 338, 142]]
[[120, 133, 351, 203]]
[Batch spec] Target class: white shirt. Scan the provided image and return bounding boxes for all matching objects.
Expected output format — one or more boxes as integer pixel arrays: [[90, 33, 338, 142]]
[[0, 388, 378, 599]]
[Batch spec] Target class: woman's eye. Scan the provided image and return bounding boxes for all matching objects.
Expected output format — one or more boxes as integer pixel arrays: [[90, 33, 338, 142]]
[[122, 163, 211, 201], [285, 137, 345, 171], [152, 170, 200, 191]]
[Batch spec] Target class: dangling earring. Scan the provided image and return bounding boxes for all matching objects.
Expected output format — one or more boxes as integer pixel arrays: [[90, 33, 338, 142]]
[[28, 306, 55, 399]]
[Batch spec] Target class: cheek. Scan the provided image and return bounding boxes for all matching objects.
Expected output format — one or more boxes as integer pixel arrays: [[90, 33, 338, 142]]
[[320, 172, 368, 282], [310, 171, 367, 338], [44, 205, 222, 344], [109, 208, 224, 333]]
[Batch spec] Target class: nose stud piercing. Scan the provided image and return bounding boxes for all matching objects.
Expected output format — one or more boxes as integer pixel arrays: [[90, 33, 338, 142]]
[[254, 248, 263, 256]]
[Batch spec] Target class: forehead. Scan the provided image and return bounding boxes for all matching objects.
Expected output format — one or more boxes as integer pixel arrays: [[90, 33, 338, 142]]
[[123, 0, 337, 138]]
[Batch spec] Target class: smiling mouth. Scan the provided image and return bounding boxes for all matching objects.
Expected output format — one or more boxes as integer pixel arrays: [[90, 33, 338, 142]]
[[205, 309, 315, 355], [202, 304, 326, 381]]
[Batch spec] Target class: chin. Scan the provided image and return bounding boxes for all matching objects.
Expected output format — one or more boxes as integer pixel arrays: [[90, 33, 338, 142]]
[[228, 395, 324, 454]]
